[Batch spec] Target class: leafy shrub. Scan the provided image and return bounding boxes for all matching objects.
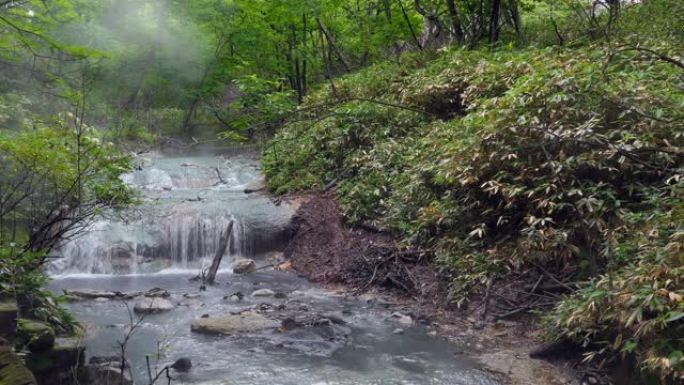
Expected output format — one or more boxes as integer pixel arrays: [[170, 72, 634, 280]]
[[551, 192, 684, 382], [263, 1, 684, 379], [0, 122, 135, 333]]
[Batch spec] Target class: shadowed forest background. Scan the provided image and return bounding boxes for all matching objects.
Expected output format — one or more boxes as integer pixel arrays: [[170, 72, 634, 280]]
[[0, 0, 683, 384]]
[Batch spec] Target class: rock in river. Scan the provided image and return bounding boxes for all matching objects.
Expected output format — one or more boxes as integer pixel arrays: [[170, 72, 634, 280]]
[[170, 357, 192, 372], [62, 289, 119, 300], [232, 259, 256, 274], [191, 312, 278, 335], [144, 287, 170, 298], [133, 297, 174, 314], [251, 288, 275, 297]]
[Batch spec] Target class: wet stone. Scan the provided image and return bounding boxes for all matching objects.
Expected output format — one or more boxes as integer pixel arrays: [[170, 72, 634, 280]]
[[232, 259, 256, 274], [0, 299, 18, 339], [144, 287, 171, 298], [62, 289, 119, 300], [133, 297, 175, 314], [170, 357, 192, 372], [0, 338, 37, 385], [252, 289, 275, 297], [25, 337, 85, 382], [18, 319, 55, 353], [191, 312, 279, 335]]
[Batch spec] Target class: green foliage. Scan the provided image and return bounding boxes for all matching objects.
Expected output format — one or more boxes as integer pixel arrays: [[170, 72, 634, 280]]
[[264, 1, 684, 379], [0, 123, 134, 333], [551, 195, 684, 382], [0, 247, 78, 335]]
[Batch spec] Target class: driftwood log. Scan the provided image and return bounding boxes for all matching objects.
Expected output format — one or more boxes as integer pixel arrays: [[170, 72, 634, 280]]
[[206, 221, 234, 284]]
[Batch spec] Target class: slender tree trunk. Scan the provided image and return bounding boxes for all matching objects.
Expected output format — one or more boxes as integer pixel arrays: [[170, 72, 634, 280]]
[[444, 0, 465, 43], [381, 0, 392, 18], [183, 36, 225, 133], [315, 16, 351, 71], [489, 0, 502, 44], [302, 13, 308, 97], [317, 27, 338, 98], [398, 0, 422, 50], [509, 0, 523, 41]]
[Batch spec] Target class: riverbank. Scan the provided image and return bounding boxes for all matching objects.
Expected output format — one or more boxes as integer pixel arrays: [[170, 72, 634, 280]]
[[280, 192, 584, 385]]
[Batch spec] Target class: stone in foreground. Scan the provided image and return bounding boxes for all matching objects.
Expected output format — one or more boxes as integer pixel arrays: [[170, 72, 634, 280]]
[[133, 297, 174, 314], [18, 319, 55, 353], [0, 299, 18, 339], [191, 312, 278, 335], [231, 259, 256, 274], [25, 337, 85, 385], [0, 338, 37, 385]]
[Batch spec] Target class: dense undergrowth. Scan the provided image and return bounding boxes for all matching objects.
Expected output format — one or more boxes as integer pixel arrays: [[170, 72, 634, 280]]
[[264, 1, 684, 381]]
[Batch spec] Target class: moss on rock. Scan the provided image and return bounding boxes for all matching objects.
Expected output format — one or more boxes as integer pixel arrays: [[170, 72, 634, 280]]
[[0, 299, 18, 340], [0, 339, 37, 385], [18, 319, 55, 353]]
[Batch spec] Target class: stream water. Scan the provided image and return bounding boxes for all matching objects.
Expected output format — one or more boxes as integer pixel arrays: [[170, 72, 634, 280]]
[[47, 150, 502, 385]]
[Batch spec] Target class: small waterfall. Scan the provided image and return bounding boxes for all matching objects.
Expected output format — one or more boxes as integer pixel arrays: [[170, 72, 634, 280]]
[[162, 215, 244, 268], [49, 215, 249, 275], [48, 154, 293, 276]]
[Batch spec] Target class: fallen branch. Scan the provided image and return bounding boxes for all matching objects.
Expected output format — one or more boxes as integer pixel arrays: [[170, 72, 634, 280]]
[[206, 221, 234, 284], [215, 167, 226, 184]]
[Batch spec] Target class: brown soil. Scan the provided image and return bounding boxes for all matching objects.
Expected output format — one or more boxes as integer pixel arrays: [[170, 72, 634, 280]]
[[281, 192, 584, 385], [284, 192, 452, 307]]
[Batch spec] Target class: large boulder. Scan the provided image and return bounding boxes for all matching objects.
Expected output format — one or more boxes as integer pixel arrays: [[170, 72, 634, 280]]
[[191, 312, 278, 335], [231, 259, 256, 274], [0, 338, 37, 385], [18, 320, 55, 353], [46, 338, 85, 370], [170, 357, 192, 372], [0, 299, 18, 339], [243, 178, 266, 194], [25, 337, 85, 384], [133, 297, 174, 314]]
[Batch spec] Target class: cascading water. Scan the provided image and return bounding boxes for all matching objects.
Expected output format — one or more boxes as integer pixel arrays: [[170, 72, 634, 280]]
[[49, 151, 293, 275], [46, 150, 503, 385]]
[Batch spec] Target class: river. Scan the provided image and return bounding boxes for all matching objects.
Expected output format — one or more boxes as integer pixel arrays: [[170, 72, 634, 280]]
[[47, 149, 501, 385]]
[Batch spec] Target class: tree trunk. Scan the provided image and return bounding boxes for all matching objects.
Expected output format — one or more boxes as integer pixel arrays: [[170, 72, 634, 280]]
[[444, 0, 465, 43], [509, 0, 522, 41], [489, 0, 502, 44], [206, 220, 234, 285], [315, 16, 351, 72], [302, 13, 308, 97], [398, 0, 422, 50]]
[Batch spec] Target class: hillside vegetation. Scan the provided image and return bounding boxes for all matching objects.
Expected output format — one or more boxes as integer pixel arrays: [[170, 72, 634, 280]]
[[263, 1, 684, 381]]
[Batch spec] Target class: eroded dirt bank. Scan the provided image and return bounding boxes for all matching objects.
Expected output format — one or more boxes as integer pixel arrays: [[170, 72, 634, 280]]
[[281, 192, 582, 385]]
